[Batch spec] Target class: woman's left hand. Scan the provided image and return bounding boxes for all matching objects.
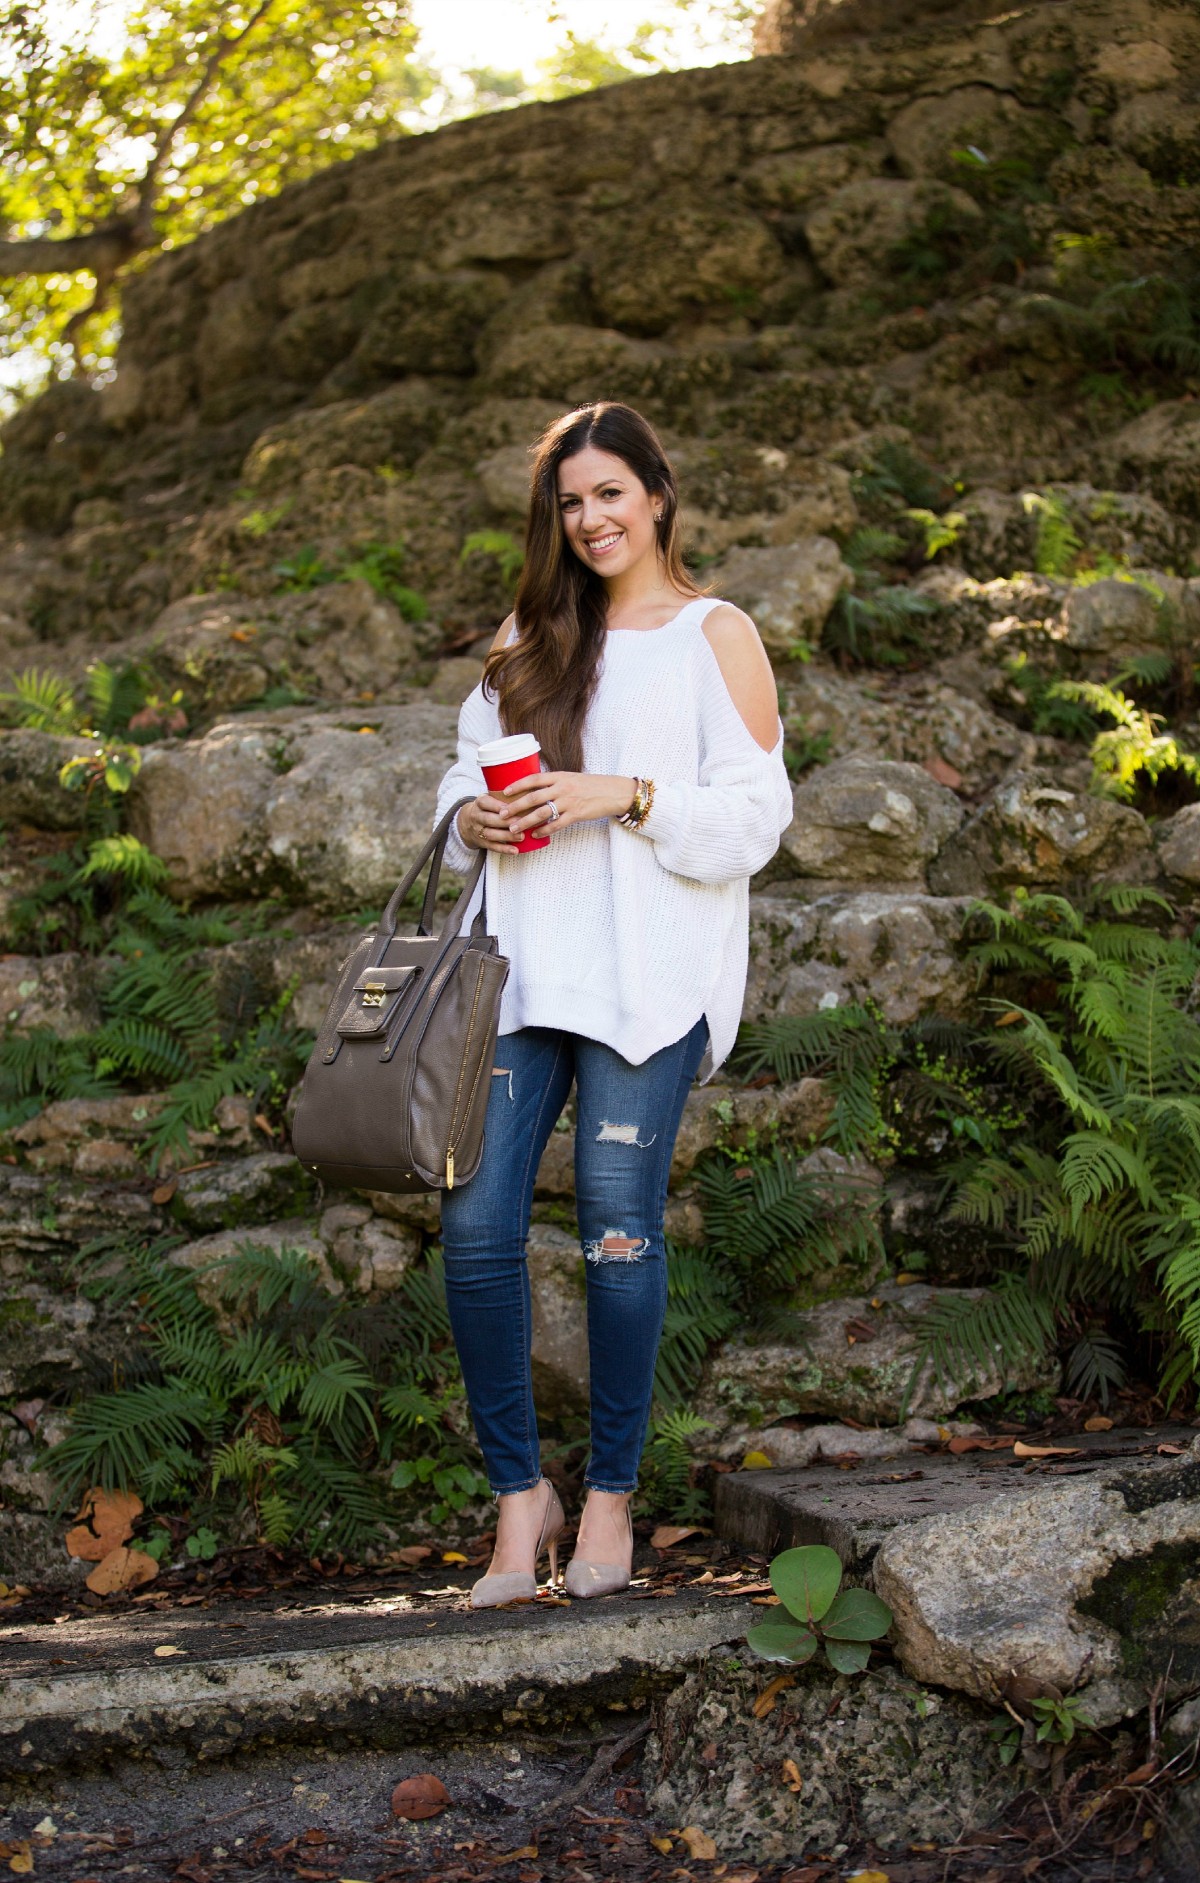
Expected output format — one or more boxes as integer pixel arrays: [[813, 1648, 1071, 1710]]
[[499, 771, 636, 837]]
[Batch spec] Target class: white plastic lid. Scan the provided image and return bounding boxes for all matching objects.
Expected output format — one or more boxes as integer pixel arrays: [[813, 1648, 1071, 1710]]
[[477, 733, 540, 765]]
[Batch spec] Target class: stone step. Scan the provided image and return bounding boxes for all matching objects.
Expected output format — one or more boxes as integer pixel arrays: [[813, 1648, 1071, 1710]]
[[713, 1424, 1198, 1572], [0, 1584, 756, 1778]]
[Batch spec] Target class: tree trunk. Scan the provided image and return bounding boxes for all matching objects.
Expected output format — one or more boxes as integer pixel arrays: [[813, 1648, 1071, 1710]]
[[0, 220, 145, 282]]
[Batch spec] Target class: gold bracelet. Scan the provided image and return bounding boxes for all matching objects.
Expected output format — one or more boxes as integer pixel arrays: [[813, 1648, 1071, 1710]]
[[617, 776, 654, 830]]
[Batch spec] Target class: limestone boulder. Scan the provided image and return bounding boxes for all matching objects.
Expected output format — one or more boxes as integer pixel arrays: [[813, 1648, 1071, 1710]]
[[0, 728, 96, 831], [587, 201, 784, 336], [0, 952, 107, 1037], [648, 1660, 1025, 1867], [167, 1219, 342, 1311], [694, 1282, 1060, 1431], [747, 889, 975, 1025], [0, 1286, 98, 1397], [475, 445, 531, 516], [0, 1169, 160, 1277], [804, 178, 981, 288], [928, 769, 1154, 896], [527, 1223, 588, 1416], [1110, 85, 1200, 183], [743, 139, 889, 211], [779, 665, 1033, 792], [714, 539, 849, 656], [169, 1153, 317, 1233], [128, 703, 460, 907], [1098, 401, 1200, 520], [318, 1203, 422, 1292], [780, 756, 964, 884], [1061, 577, 1162, 660], [241, 380, 453, 489], [872, 1440, 1200, 1727], [1157, 803, 1200, 888], [887, 85, 1063, 182]]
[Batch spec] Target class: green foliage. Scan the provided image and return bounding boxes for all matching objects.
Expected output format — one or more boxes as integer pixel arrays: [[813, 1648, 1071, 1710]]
[[272, 539, 427, 618], [1, 1, 431, 396], [694, 1142, 882, 1296], [747, 1544, 892, 1674], [1022, 490, 1083, 579], [905, 506, 966, 560], [639, 1408, 714, 1526], [898, 1275, 1055, 1417], [823, 527, 940, 668], [950, 889, 1200, 1402], [1021, 248, 1200, 387], [44, 1236, 484, 1551], [0, 667, 77, 733], [1045, 677, 1200, 803], [340, 541, 428, 620], [0, 888, 312, 1154], [460, 530, 525, 589], [1002, 652, 1099, 742]]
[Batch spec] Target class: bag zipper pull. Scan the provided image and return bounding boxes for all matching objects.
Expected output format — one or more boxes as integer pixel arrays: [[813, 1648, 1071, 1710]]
[[446, 1146, 454, 1189]]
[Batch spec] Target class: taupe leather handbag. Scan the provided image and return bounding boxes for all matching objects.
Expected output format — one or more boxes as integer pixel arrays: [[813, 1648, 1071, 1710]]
[[290, 797, 509, 1194]]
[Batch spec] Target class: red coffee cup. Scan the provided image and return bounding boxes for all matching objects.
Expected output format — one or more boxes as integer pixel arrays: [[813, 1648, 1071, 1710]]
[[477, 733, 551, 853]]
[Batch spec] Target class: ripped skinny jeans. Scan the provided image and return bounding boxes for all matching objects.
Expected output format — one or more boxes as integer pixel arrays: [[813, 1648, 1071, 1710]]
[[438, 1015, 710, 1495]]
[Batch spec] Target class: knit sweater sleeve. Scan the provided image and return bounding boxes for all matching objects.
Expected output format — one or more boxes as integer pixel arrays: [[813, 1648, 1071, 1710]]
[[628, 642, 795, 886], [433, 680, 498, 875]]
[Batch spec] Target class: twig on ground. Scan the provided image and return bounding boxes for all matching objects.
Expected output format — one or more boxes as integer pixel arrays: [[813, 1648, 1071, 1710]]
[[534, 1715, 652, 1819]]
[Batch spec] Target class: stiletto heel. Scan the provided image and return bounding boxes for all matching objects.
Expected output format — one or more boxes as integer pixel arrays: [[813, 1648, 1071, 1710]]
[[564, 1495, 633, 1599], [470, 1478, 564, 1609]]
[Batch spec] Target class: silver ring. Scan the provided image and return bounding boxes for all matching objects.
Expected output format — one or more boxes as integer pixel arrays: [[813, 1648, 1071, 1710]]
[[545, 801, 560, 822]]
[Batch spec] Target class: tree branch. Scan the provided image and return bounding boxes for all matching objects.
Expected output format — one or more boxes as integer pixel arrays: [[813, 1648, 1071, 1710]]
[[133, 0, 279, 234], [0, 220, 143, 281]]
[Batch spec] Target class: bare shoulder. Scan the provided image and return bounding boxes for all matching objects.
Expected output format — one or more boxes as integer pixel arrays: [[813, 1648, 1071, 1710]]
[[699, 602, 779, 752], [489, 611, 517, 652]]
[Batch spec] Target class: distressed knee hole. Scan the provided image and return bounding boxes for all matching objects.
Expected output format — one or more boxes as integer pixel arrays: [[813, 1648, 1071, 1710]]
[[596, 1119, 657, 1148], [491, 1067, 514, 1099], [584, 1230, 648, 1265]]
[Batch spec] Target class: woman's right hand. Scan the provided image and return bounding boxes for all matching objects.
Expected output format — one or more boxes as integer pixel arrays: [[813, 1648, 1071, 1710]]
[[457, 792, 525, 856]]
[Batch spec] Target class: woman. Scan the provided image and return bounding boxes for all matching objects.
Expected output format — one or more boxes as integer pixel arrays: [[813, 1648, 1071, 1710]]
[[432, 401, 793, 1607]]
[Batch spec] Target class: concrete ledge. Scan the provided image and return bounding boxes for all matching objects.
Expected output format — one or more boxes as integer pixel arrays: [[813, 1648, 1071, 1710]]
[[0, 1588, 755, 1776]]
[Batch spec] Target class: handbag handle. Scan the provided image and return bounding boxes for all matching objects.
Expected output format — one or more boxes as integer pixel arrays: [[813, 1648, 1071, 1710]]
[[375, 797, 486, 954]]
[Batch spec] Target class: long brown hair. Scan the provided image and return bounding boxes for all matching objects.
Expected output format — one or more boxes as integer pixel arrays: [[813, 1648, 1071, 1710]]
[[480, 402, 700, 774]]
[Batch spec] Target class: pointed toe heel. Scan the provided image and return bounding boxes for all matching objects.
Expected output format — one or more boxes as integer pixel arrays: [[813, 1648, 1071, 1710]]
[[564, 1496, 633, 1600], [469, 1478, 564, 1609]]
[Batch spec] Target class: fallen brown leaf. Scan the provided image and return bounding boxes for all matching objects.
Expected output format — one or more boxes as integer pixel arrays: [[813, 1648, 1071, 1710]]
[[649, 1836, 673, 1855], [1083, 1415, 1113, 1432], [679, 1826, 718, 1860], [843, 1318, 877, 1345], [948, 1435, 1014, 1454], [650, 1524, 705, 1549], [12, 1400, 43, 1436], [494, 1847, 537, 1864], [1158, 1443, 1186, 1456], [391, 1774, 450, 1821], [151, 1177, 178, 1204], [389, 1545, 433, 1566], [1012, 1441, 1081, 1459], [751, 1673, 795, 1719], [3, 1846, 33, 1875], [922, 755, 963, 789], [781, 1757, 803, 1793], [85, 1546, 159, 1595], [66, 1487, 143, 1562]]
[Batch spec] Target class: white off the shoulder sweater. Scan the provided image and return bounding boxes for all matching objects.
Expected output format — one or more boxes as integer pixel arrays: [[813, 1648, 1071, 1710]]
[[432, 596, 794, 1084]]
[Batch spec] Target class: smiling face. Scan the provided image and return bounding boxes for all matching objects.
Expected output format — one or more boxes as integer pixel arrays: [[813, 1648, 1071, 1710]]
[[556, 444, 663, 583]]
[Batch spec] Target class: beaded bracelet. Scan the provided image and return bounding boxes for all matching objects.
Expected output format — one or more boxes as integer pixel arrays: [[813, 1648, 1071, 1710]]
[[616, 776, 655, 830]]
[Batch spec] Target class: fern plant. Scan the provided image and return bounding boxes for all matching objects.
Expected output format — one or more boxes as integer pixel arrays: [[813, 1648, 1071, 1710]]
[[45, 1236, 488, 1553], [823, 526, 940, 668], [1044, 676, 1200, 804]]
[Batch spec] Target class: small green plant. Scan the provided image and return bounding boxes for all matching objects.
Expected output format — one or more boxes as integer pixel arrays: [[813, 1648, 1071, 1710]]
[[0, 666, 77, 733], [461, 529, 525, 588], [747, 1544, 892, 1674], [391, 1456, 491, 1524], [905, 505, 966, 560], [273, 545, 338, 591], [1045, 676, 1200, 803], [823, 527, 940, 668], [185, 1526, 220, 1560], [340, 540, 428, 620], [240, 502, 292, 538], [1002, 652, 1098, 741], [1022, 489, 1083, 578], [1031, 1691, 1094, 1745]]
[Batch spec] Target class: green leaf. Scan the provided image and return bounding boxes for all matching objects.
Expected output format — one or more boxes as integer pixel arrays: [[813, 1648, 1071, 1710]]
[[822, 1586, 893, 1641], [769, 1545, 843, 1624], [823, 1636, 871, 1675], [746, 1617, 819, 1664]]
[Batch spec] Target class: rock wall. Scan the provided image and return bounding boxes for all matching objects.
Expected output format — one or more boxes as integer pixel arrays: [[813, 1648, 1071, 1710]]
[[2, 0, 1200, 1578]]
